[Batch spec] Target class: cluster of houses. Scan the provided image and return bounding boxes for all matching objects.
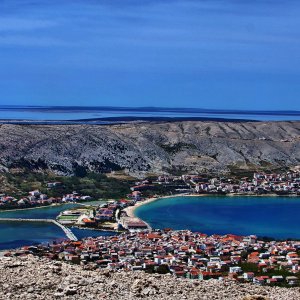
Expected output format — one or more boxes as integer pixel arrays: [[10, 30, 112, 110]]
[[7, 230, 300, 287], [146, 171, 300, 196], [95, 205, 115, 222], [0, 189, 58, 208], [0, 188, 92, 209]]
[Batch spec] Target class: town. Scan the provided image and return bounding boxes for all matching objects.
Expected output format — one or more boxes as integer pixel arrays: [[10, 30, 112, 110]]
[[0, 184, 92, 210], [4, 229, 300, 287], [1, 170, 300, 211], [1, 172, 300, 288], [134, 170, 300, 196]]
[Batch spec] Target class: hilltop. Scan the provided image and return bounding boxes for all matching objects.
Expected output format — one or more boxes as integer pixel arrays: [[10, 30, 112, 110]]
[[1, 255, 299, 300]]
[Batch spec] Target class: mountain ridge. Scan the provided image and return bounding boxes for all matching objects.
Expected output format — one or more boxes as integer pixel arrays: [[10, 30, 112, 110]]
[[0, 121, 299, 178]]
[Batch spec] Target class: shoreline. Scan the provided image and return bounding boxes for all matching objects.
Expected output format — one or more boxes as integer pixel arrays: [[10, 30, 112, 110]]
[[0, 193, 298, 214], [0, 199, 107, 213]]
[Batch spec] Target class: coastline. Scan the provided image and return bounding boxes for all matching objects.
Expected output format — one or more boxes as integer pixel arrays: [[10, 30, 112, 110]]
[[123, 192, 292, 219], [123, 193, 284, 218], [1, 193, 297, 223]]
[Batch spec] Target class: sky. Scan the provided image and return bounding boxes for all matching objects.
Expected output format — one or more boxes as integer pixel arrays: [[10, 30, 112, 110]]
[[0, 0, 300, 110]]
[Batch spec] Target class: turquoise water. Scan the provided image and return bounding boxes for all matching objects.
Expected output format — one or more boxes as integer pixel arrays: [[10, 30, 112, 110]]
[[135, 196, 300, 239], [0, 204, 116, 250]]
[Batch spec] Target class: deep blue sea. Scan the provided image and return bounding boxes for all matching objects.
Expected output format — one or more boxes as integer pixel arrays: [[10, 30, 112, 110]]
[[135, 196, 300, 239], [0, 106, 300, 122], [0, 204, 116, 250]]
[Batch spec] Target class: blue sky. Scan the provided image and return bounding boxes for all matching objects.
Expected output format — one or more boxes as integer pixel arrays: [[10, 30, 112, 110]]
[[0, 0, 300, 110]]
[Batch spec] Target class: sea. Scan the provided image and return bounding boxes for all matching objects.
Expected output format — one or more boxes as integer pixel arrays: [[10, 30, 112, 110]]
[[135, 195, 300, 240], [0, 204, 116, 250], [0, 106, 300, 123]]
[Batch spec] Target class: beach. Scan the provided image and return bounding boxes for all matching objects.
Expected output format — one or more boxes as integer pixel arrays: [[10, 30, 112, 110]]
[[123, 193, 203, 218], [124, 195, 181, 218], [124, 197, 158, 218]]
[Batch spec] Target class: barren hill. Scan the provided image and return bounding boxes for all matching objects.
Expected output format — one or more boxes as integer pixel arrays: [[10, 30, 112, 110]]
[[0, 121, 299, 177]]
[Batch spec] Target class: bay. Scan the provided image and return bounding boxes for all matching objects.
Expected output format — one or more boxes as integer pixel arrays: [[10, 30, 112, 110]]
[[135, 196, 300, 239]]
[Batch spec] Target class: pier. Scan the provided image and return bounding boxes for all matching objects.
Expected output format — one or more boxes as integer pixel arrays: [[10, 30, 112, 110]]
[[0, 218, 78, 241]]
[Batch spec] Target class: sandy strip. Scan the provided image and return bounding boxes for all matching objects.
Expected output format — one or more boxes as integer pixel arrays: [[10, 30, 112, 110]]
[[124, 197, 158, 218]]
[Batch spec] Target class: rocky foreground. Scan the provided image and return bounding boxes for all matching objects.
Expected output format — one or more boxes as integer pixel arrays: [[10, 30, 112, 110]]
[[1, 256, 300, 300], [0, 121, 299, 177]]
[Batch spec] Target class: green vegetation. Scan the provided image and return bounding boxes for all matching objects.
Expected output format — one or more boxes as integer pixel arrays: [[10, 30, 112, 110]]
[[240, 262, 300, 287], [1, 171, 134, 199], [239, 262, 259, 273], [156, 264, 170, 274]]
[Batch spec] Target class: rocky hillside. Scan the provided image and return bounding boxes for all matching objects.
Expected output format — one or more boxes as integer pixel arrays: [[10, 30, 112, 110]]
[[1, 255, 299, 300], [0, 121, 299, 177]]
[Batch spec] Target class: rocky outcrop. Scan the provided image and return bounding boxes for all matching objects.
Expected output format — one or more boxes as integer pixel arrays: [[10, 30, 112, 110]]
[[0, 121, 299, 177], [1, 255, 299, 300]]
